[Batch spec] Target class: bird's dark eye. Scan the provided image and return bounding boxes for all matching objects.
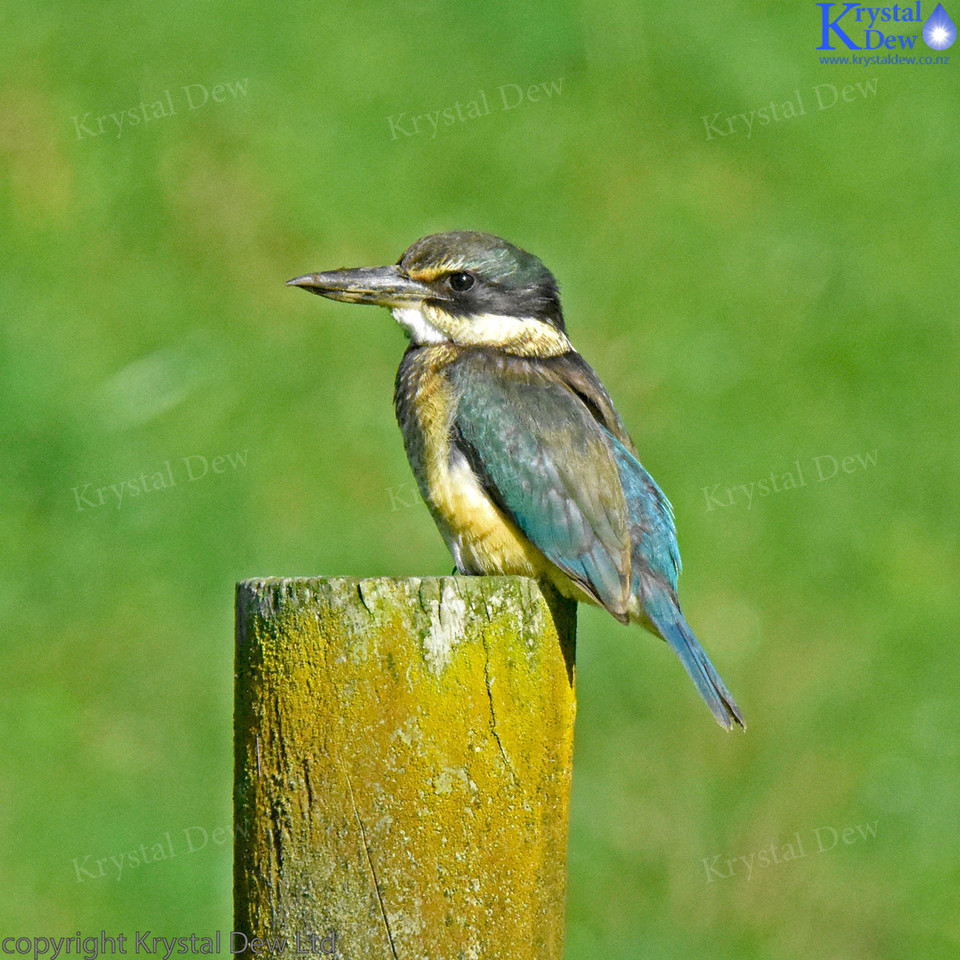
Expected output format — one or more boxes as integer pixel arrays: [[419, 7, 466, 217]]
[[447, 272, 475, 292]]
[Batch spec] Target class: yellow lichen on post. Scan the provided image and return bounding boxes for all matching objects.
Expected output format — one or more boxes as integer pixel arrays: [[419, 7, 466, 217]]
[[234, 575, 577, 959]]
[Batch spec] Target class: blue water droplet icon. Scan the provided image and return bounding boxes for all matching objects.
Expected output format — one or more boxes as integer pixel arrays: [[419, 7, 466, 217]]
[[922, 3, 956, 50]]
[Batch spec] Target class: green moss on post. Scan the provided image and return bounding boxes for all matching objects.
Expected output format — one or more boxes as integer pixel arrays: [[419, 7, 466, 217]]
[[234, 576, 577, 959]]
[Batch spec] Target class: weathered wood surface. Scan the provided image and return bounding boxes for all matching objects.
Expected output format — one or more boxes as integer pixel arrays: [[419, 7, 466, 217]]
[[234, 575, 577, 959]]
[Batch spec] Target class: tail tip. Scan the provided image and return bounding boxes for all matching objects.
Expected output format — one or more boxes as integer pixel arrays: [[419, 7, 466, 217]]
[[716, 698, 746, 731]]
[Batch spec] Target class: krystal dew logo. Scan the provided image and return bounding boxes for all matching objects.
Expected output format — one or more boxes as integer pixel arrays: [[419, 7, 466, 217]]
[[817, 2, 956, 50]]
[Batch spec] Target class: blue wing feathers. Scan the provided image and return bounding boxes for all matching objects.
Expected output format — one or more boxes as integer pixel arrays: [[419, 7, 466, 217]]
[[608, 435, 682, 588]]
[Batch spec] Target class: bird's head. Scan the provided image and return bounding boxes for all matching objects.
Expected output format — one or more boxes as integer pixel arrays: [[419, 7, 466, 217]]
[[287, 231, 572, 357]]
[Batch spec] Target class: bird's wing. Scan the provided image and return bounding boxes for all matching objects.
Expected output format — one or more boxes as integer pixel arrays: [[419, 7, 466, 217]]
[[449, 352, 633, 619], [608, 434, 682, 591], [538, 351, 639, 453], [539, 352, 681, 589]]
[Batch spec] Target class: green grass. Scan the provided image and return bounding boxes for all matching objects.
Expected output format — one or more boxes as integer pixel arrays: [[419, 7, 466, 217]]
[[1, 1, 958, 955]]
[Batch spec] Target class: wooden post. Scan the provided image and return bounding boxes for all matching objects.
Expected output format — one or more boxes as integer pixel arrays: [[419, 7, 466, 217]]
[[234, 576, 577, 959]]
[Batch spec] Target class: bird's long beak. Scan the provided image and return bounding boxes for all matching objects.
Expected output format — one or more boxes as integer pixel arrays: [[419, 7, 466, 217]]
[[286, 265, 435, 307]]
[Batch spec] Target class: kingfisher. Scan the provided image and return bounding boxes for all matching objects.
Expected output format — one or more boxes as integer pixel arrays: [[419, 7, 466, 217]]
[[288, 232, 744, 729]]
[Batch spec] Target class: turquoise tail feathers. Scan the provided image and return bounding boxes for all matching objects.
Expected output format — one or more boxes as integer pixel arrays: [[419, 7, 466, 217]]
[[645, 590, 745, 730]]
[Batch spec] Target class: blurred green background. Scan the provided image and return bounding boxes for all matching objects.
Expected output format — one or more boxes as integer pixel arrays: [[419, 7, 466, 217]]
[[2, 0, 958, 956]]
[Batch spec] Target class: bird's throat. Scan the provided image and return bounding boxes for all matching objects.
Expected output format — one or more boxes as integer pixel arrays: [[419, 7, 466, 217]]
[[392, 306, 448, 345], [391, 304, 573, 357]]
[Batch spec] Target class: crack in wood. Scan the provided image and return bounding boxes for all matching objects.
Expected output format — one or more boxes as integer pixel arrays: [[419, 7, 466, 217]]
[[343, 764, 399, 959]]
